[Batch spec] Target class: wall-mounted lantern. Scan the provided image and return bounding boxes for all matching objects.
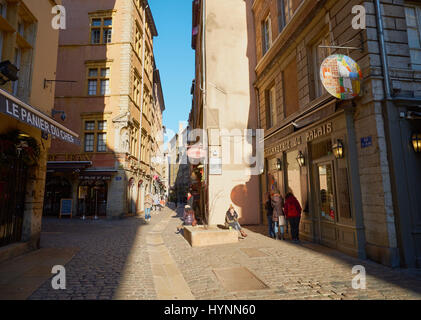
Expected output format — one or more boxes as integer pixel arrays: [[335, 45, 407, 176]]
[[412, 132, 421, 153], [0, 60, 19, 85], [276, 158, 282, 171], [296, 151, 305, 167], [332, 139, 344, 159]]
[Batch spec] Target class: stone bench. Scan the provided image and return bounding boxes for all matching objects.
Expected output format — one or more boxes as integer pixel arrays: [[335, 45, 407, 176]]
[[183, 225, 239, 247]]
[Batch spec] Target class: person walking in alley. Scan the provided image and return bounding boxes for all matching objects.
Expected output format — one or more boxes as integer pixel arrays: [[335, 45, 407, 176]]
[[284, 190, 302, 243], [144, 192, 153, 222], [271, 191, 285, 240], [265, 192, 275, 238], [176, 204, 197, 235], [153, 193, 160, 213], [225, 204, 247, 238]]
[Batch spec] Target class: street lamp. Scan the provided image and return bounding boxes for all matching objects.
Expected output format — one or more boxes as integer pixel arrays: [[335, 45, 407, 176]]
[[0, 60, 19, 85], [276, 158, 282, 171], [412, 132, 421, 153], [296, 151, 305, 167], [332, 139, 344, 159]]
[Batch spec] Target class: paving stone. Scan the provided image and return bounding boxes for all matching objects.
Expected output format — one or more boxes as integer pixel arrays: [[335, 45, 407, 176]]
[[7, 207, 417, 300]]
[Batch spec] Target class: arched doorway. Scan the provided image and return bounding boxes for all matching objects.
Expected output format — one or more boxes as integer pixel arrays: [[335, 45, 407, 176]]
[[78, 180, 108, 217], [43, 176, 72, 217], [128, 178, 136, 214], [136, 180, 144, 214]]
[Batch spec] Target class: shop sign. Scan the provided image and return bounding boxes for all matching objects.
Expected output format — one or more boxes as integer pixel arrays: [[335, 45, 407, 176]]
[[305, 122, 332, 142], [0, 90, 80, 145], [265, 136, 303, 157], [265, 122, 333, 157], [79, 175, 111, 181], [320, 54, 362, 100], [48, 153, 92, 161]]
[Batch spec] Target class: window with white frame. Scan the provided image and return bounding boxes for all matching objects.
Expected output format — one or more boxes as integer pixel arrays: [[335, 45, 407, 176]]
[[312, 33, 330, 98], [87, 66, 110, 96], [262, 15, 272, 56], [90, 16, 112, 45], [405, 4, 421, 70], [83, 119, 108, 153]]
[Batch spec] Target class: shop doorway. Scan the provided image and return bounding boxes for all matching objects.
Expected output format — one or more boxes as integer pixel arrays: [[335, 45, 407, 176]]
[[128, 178, 136, 214], [313, 160, 337, 246], [0, 157, 27, 247], [78, 180, 108, 217], [43, 177, 72, 217], [312, 157, 356, 252]]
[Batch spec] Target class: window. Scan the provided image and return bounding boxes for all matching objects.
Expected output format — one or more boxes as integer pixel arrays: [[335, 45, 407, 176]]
[[84, 133, 94, 152], [83, 119, 108, 153], [135, 25, 143, 57], [85, 121, 95, 130], [133, 72, 141, 106], [0, 1, 7, 18], [90, 16, 112, 44], [130, 127, 139, 158], [13, 48, 21, 96], [278, 0, 303, 30], [100, 79, 110, 95], [97, 133, 107, 152], [262, 15, 272, 55], [0, 1, 35, 101], [98, 121, 107, 131], [283, 58, 300, 118], [405, 4, 421, 70], [87, 66, 110, 96], [266, 85, 277, 129], [312, 33, 330, 98]]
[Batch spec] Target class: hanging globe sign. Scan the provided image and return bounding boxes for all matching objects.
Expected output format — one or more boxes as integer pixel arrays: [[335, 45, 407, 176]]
[[320, 54, 362, 100]]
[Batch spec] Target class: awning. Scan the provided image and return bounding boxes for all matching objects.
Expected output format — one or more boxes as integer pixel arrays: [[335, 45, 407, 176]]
[[0, 88, 80, 145]]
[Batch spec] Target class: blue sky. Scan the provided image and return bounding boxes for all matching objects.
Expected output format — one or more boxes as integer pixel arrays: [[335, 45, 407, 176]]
[[149, 0, 194, 139]]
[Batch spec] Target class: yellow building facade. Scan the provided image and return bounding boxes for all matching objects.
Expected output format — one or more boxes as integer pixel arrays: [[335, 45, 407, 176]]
[[0, 0, 78, 260]]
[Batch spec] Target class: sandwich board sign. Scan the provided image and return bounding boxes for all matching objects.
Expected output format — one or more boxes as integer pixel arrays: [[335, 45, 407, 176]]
[[59, 199, 73, 218]]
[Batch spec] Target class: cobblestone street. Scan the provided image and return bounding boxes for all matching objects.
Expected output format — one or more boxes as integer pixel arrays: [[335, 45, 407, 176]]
[[22, 206, 421, 300]]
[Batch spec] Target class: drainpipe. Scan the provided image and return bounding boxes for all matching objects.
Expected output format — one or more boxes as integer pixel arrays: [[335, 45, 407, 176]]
[[374, 0, 392, 100], [255, 87, 264, 225], [200, 0, 209, 225], [138, 2, 147, 191]]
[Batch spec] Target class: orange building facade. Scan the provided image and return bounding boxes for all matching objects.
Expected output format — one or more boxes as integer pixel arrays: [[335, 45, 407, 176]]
[[45, 0, 165, 219]]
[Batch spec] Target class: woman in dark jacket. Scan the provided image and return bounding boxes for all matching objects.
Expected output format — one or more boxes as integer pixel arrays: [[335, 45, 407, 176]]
[[225, 204, 247, 238], [271, 192, 285, 240], [284, 191, 302, 242], [264, 193, 275, 238]]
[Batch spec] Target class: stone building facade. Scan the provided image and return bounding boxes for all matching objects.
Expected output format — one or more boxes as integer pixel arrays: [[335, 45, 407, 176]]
[[167, 125, 190, 204], [189, 0, 260, 226], [0, 0, 77, 261], [46, 0, 165, 220], [253, 0, 421, 267]]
